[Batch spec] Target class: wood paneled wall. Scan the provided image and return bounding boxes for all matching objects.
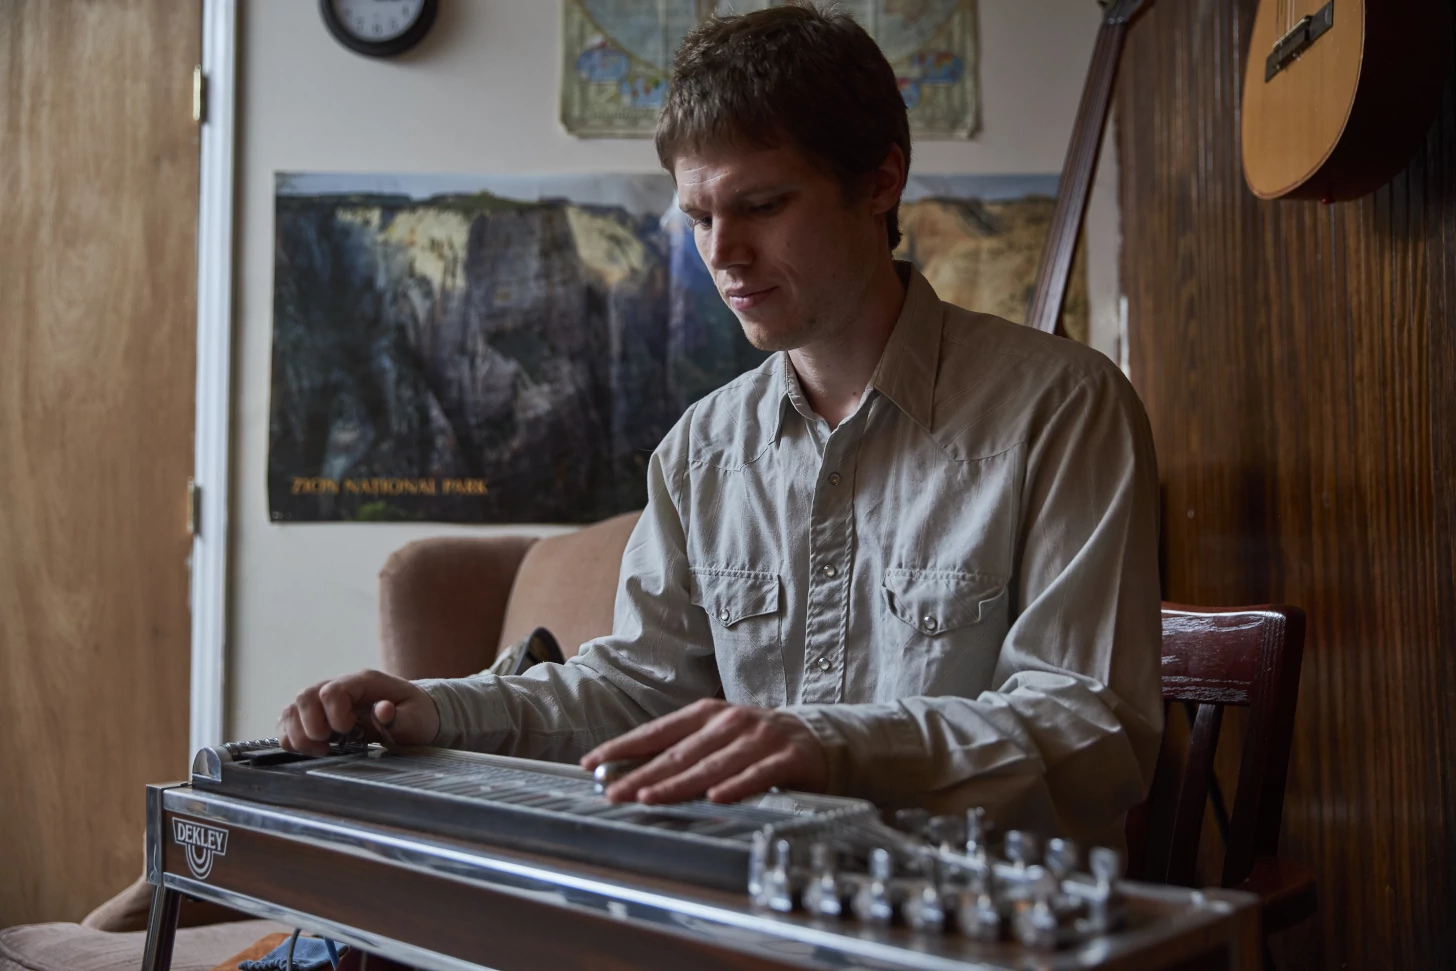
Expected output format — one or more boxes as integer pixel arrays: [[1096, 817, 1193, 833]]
[[1117, 1, 1455, 967]]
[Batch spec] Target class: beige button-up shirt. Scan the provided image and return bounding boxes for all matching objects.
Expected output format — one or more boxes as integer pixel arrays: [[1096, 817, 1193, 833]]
[[420, 265, 1163, 848]]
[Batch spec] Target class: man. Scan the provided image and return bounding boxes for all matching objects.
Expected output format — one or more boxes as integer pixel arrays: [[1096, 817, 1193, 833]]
[[279, 4, 1163, 848]]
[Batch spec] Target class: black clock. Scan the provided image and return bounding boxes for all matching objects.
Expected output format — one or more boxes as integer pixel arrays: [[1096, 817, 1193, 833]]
[[320, 0, 439, 58]]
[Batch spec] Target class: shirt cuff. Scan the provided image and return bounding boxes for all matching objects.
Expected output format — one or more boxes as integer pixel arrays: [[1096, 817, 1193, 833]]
[[413, 675, 506, 750], [785, 702, 928, 803]]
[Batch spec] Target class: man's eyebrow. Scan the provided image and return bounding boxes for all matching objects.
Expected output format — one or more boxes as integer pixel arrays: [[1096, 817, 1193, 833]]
[[679, 184, 798, 213]]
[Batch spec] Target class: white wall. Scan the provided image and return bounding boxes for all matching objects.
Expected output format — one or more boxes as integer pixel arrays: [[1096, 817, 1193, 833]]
[[228, 0, 1120, 738]]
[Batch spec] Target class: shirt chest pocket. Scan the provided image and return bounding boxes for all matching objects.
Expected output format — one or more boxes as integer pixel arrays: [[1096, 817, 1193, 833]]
[[689, 568, 786, 707], [879, 568, 1007, 697]]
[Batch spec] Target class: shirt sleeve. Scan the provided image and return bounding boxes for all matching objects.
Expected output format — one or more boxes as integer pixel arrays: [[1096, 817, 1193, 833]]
[[413, 411, 722, 763], [785, 365, 1164, 847]]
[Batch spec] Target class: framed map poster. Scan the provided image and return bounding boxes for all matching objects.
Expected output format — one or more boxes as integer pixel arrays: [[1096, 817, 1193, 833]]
[[561, 0, 980, 138]]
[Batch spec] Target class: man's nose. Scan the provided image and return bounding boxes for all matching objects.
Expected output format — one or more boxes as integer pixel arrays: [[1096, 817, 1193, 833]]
[[704, 218, 751, 270]]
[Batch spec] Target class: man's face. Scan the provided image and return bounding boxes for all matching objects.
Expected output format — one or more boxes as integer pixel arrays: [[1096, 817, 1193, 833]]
[[674, 142, 893, 353]]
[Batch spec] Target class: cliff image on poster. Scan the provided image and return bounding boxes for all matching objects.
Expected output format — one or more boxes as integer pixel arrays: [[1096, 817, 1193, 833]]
[[562, 0, 979, 138], [267, 172, 1081, 523]]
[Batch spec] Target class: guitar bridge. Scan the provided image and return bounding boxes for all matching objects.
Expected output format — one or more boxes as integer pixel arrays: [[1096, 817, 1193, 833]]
[[1265, 1, 1335, 82]]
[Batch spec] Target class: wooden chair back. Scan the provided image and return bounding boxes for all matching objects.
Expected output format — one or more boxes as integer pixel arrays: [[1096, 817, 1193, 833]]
[[1127, 604, 1307, 888]]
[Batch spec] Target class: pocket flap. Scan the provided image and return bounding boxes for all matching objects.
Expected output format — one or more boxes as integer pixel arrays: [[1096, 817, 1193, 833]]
[[690, 568, 781, 628], [882, 569, 1005, 636]]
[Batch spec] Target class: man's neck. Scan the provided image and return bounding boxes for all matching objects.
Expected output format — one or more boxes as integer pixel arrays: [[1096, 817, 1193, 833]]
[[787, 257, 907, 429]]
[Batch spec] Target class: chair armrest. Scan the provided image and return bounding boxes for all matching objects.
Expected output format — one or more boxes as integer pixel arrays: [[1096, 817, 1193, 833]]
[[1236, 856, 1317, 933], [82, 874, 251, 932], [379, 535, 538, 680]]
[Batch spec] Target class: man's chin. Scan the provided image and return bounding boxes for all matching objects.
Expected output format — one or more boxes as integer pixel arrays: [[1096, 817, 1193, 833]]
[[736, 313, 811, 353]]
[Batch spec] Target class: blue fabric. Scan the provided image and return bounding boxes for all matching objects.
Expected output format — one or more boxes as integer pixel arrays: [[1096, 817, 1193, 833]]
[[239, 937, 337, 971]]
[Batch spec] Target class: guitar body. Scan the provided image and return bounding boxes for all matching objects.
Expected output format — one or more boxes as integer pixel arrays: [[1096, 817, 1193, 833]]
[[1241, 0, 1451, 201]]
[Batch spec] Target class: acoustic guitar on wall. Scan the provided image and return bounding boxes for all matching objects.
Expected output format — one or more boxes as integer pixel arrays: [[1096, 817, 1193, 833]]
[[1241, 0, 1451, 202]]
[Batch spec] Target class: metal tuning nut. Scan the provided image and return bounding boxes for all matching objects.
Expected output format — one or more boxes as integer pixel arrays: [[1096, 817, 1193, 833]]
[[764, 838, 797, 913], [852, 847, 897, 926], [802, 842, 844, 919], [927, 814, 967, 854], [902, 857, 947, 933], [893, 807, 931, 838]]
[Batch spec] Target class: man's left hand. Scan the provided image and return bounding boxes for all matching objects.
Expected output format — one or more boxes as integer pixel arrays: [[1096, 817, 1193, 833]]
[[580, 699, 829, 804]]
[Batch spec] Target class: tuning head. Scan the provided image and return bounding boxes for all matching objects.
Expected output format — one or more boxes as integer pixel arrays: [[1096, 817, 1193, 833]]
[[1045, 838, 1079, 880], [1004, 830, 1040, 868], [1089, 846, 1123, 884]]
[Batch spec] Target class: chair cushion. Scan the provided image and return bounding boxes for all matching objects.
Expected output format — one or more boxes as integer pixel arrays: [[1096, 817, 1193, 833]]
[[0, 920, 287, 971], [497, 511, 641, 658]]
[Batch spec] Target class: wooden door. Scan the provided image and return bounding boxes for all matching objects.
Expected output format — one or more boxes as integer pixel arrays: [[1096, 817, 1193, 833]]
[[0, 1, 199, 925]]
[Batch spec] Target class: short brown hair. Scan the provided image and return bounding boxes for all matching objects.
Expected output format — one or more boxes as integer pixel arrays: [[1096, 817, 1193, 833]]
[[655, 3, 911, 250]]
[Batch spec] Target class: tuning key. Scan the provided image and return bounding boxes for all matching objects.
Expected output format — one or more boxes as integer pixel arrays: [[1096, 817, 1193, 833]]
[[927, 814, 967, 854], [1045, 838, 1079, 881], [763, 838, 797, 913], [957, 858, 1002, 941], [802, 842, 845, 919], [1081, 846, 1125, 935], [1004, 830, 1040, 870], [964, 807, 992, 861], [852, 847, 898, 926], [1015, 868, 1063, 949], [903, 857, 949, 933], [749, 829, 770, 903]]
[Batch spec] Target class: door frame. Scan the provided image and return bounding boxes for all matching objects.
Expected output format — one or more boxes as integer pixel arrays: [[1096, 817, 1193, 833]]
[[191, 0, 237, 757]]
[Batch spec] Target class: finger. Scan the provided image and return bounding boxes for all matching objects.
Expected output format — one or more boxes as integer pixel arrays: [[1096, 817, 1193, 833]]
[[294, 685, 334, 741], [373, 699, 396, 727], [317, 680, 361, 735], [605, 707, 753, 801], [279, 705, 329, 757], [706, 752, 800, 804], [582, 700, 723, 771], [637, 735, 767, 804]]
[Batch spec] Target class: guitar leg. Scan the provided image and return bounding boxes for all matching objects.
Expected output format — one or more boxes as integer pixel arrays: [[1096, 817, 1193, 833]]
[[141, 883, 183, 971]]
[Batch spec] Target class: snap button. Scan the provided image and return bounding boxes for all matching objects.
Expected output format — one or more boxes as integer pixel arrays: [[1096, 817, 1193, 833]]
[[717, 607, 730, 622], [828, 472, 842, 486], [816, 656, 831, 671], [922, 615, 938, 631], [823, 564, 838, 578]]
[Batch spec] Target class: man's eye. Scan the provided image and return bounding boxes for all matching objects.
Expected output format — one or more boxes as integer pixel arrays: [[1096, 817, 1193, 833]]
[[752, 200, 781, 214], [690, 215, 712, 230]]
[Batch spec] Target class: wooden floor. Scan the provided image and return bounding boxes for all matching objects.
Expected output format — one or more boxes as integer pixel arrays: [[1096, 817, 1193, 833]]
[[1117, 1, 1456, 967]]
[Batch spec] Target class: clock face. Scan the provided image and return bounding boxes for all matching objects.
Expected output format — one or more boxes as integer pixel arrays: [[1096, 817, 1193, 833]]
[[329, 0, 427, 44]]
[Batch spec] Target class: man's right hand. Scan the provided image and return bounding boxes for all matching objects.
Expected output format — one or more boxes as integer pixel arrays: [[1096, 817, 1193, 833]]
[[277, 669, 440, 756]]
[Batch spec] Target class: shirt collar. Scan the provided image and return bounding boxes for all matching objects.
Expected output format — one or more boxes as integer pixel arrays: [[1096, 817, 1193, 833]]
[[869, 262, 943, 431], [761, 261, 944, 439]]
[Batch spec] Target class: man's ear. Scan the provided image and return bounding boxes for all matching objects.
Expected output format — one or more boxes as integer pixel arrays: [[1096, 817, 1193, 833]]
[[868, 143, 907, 218]]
